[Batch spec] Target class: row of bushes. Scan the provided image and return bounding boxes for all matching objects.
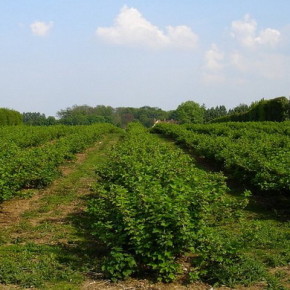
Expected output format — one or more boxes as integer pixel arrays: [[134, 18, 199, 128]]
[[0, 124, 120, 201], [87, 123, 255, 284], [152, 123, 290, 194]]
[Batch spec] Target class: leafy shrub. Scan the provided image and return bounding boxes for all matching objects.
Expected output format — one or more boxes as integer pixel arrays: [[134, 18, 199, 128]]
[[152, 122, 290, 194], [87, 123, 246, 282], [0, 124, 121, 201]]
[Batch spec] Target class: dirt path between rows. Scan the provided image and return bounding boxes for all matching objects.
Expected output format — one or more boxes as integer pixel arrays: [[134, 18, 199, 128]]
[[0, 142, 102, 230]]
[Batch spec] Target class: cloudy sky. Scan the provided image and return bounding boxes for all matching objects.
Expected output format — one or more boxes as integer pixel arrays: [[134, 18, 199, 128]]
[[1, 0, 290, 116]]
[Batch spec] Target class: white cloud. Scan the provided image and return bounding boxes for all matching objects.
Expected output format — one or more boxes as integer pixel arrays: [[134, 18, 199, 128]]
[[231, 14, 280, 48], [225, 15, 285, 82], [201, 44, 225, 83], [230, 52, 247, 72], [166, 25, 198, 49], [30, 21, 53, 37], [255, 28, 281, 46], [204, 44, 224, 71], [230, 51, 286, 79], [96, 6, 198, 50]]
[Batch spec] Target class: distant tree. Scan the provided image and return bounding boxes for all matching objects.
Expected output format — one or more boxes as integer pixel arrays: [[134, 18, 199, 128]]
[[135, 106, 169, 127], [46, 116, 57, 125], [23, 112, 46, 125], [114, 107, 136, 128], [57, 105, 114, 125], [168, 110, 178, 120], [56, 104, 170, 127], [228, 103, 249, 115], [113, 106, 169, 128], [204, 105, 227, 122], [94, 105, 114, 123], [22, 112, 57, 126], [174, 101, 205, 124]]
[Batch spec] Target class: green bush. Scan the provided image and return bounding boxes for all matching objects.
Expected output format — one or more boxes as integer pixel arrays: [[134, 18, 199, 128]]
[[152, 122, 290, 194], [87, 123, 247, 283], [0, 124, 121, 201], [0, 108, 22, 125]]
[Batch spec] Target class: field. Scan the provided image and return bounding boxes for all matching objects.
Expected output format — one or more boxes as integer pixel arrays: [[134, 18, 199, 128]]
[[0, 122, 290, 289]]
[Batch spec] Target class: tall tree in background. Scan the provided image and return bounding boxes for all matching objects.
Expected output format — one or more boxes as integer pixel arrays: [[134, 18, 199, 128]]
[[56, 105, 169, 128], [57, 105, 114, 125], [204, 105, 227, 122], [174, 101, 205, 124], [228, 103, 249, 114], [135, 106, 169, 127], [22, 112, 57, 126], [114, 107, 136, 128]]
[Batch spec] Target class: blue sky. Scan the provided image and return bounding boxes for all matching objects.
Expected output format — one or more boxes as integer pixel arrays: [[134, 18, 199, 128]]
[[1, 0, 290, 116]]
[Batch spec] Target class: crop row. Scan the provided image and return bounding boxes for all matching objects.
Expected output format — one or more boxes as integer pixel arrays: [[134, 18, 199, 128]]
[[0, 125, 82, 150], [0, 124, 120, 201], [185, 121, 290, 137], [152, 122, 290, 194], [87, 123, 245, 282]]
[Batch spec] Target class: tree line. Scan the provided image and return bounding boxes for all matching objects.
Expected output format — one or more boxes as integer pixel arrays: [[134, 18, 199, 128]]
[[21, 103, 237, 127], [2, 96, 288, 127]]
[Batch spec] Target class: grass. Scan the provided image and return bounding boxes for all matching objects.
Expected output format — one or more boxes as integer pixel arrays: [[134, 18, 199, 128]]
[[208, 215, 290, 288], [0, 243, 83, 288]]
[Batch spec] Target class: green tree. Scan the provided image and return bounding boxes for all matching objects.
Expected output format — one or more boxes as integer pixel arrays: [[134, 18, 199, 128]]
[[57, 105, 114, 125], [204, 105, 227, 122], [228, 103, 249, 114], [23, 112, 57, 126], [175, 101, 205, 124], [46, 116, 57, 125], [114, 107, 136, 128], [135, 106, 169, 127]]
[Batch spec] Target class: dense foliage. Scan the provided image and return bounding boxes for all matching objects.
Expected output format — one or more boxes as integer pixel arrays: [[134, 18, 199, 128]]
[[21, 96, 289, 127], [152, 122, 290, 194], [56, 105, 169, 127], [204, 105, 227, 123], [87, 123, 249, 282], [22, 112, 57, 126], [174, 101, 205, 124], [212, 97, 290, 123], [57, 105, 114, 125], [0, 124, 120, 201], [0, 108, 22, 125]]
